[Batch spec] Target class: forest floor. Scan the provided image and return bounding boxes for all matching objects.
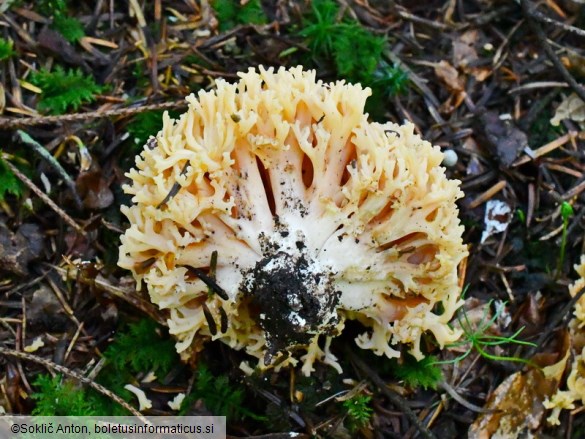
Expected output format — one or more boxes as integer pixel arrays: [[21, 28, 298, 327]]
[[1, 1, 585, 438]]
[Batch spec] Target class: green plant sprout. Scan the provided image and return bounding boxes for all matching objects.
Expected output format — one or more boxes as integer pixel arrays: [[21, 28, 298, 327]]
[[516, 208, 526, 225], [437, 298, 536, 366], [557, 201, 574, 276], [29, 66, 103, 114], [342, 394, 373, 433]]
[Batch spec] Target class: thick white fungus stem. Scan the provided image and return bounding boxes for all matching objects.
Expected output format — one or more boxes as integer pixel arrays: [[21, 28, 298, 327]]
[[119, 66, 468, 375]]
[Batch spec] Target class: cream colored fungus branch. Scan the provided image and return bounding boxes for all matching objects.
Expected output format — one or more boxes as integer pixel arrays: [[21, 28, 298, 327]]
[[119, 66, 467, 376]]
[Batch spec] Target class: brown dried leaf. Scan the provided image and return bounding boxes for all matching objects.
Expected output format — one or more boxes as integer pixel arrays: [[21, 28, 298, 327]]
[[453, 30, 479, 69], [469, 369, 557, 439], [26, 284, 69, 332], [76, 169, 114, 210], [477, 111, 528, 167], [0, 221, 43, 276], [550, 93, 585, 127], [434, 60, 465, 93]]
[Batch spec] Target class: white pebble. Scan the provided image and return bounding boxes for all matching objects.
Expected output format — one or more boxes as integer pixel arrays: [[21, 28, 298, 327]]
[[442, 149, 458, 167]]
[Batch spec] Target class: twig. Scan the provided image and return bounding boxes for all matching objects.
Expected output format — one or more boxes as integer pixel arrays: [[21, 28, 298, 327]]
[[15, 130, 82, 209], [0, 346, 148, 421], [562, 177, 585, 201], [438, 380, 495, 414], [0, 101, 188, 130], [395, 6, 450, 31], [520, 0, 585, 104], [468, 180, 507, 209], [531, 9, 585, 38], [512, 131, 578, 167], [2, 157, 84, 234], [50, 263, 166, 326], [344, 347, 437, 439]]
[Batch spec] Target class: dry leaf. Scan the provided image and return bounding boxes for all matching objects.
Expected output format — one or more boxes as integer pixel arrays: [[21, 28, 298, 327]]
[[434, 60, 465, 93], [550, 93, 585, 127], [453, 30, 479, 69], [469, 369, 557, 439], [477, 111, 528, 166], [543, 343, 570, 383]]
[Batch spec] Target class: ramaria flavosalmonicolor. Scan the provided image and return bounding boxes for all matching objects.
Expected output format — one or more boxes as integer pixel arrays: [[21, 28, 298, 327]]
[[119, 66, 468, 376]]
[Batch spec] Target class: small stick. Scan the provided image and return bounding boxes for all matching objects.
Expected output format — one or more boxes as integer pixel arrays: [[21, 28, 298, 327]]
[[51, 263, 165, 325], [156, 161, 191, 208], [439, 380, 495, 414], [562, 178, 585, 201], [187, 267, 229, 301], [0, 101, 187, 130], [0, 346, 148, 421], [531, 10, 585, 37], [468, 180, 507, 209], [2, 157, 83, 234], [512, 132, 578, 167]]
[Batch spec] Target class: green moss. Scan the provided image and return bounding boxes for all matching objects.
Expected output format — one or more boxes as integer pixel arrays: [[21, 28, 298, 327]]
[[126, 111, 166, 148], [31, 375, 99, 416], [299, 0, 385, 83], [51, 15, 85, 43], [343, 394, 373, 433], [29, 66, 103, 115], [212, 0, 267, 32], [180, 364, 266, 421], [103, 319, 177, 376], [0, 38, 15, 61], [390, 354, 443, 390], [38, 0, 67, 17]]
